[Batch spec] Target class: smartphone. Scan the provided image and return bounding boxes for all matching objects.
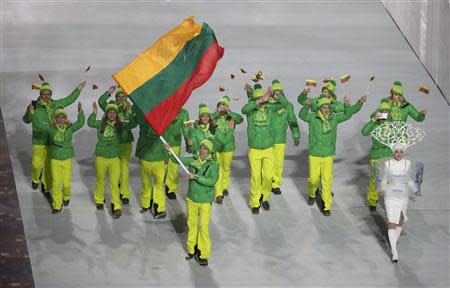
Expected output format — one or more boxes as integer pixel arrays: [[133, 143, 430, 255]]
[[379, 112, 388, 120]]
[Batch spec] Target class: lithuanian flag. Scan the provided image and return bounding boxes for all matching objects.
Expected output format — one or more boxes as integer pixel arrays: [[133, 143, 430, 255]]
[[305, 79, 317, 87], [113, 17, 224, 135], [340, 74, 351, 83], [419, 85, 429, 94]]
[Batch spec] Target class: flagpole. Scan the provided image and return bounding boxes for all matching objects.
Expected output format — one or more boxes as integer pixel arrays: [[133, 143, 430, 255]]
[[159, 136, 190, 175]]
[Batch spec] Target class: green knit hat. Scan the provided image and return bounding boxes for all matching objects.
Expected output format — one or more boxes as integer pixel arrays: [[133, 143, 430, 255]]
[[54, 107, 67, 118], [378, 102, 391, 111], [252, 84, 264, 99], [115, 86, 126, 97], [40, 82, 53, 93], [391, 80, 403, 96], [322, 82, 336, 94], [317, 97, 332, 108], [218, 96, 230, 106], [105, 101, 118, 112], [198, 103, 211, 117], [271, 79, 283, 91], [200, 139, 214, 153]]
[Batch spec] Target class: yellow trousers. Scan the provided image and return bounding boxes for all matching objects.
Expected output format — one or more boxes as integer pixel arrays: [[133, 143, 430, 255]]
[[140, 160, 166, 211], [95, 156, 121, 210], [248, 148, 274, 208], [186, 197, 212, 259], [51, 159, 72, 210], [272, 143, 287, 189], [165, 146, 181, 193], [119, 143, 132, 199], [308, 155, 333, 211], [215, 151, 234, 197], [367, 159, 380, 207], [32, 145, 52, 190]]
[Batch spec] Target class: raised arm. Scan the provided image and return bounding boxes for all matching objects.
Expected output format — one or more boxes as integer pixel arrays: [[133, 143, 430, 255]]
[[54, 81, 86, 107], [72, 103, 85, 132]]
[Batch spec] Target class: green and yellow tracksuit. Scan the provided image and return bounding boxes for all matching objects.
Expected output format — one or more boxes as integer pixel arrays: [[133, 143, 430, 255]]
[[22, 87, 82, 191], [379, 97, 426, 122], [187, 122, 218, 154], [361, 113, 393, 207], [88, 112, 133, 211], [135, 110, 172, 212], [98, 92, 136, 200], [165, 108, 190, 193], [271, 99, 301, 190], [34, 111, 85, 210], [299, 102, 360, 211], [241, 95, 287, 208], [212, 111, 243, 198], [169, 152, 218, 259]]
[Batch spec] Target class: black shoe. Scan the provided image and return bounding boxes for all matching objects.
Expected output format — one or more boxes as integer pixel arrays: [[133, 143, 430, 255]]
[[195, 254, 208, 266], [261, 201, 270, 211], [32, 181, 39, 190], [111, 203, 115, 212], [41, 183, 46, 194], [392, 258, 399, 263], [152, 203, 158, 217], [272, 187, 281, 195], [251, 207, 260, 214], [112, 209, 122, 219], [307, 196, 315, 206], [140, 207, 149, 213], [323, 210, 331, 216], [63, 200, 70, 206], [51, 208, 62, 214], [166, 192, 177, 200], [44, 192, 52, 203], [223, 189, 229, 196], [369, 206, 377, 212], [121, 198, 129, 205], [185, 253, 195, 260], [331, 192, 335, 197], [154, 211, 167, 219], [96, 204, 104, 210], [165, 185, 169, 194], [215, 196, 224, 204]]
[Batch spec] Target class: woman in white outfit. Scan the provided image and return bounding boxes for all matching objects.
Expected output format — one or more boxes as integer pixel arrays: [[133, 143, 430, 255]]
[[379, 143, 421, 263]]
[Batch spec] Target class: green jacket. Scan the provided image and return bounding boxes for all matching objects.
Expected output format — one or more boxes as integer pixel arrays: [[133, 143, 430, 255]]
[[135, 111, 171, 162], [379, 97, 425, 122], [166, 108, 190, 147], [187, 123, 218, 153], [22, 87, 82, 145], [361, 113, 393, 160], [271, 100, 301, 144], [87, 112, 135, 158], [212, 111, 243, 152], [34, 111, 85, 160], [298, 92, 363, 115], [170, 154, 219, 203], [241, 95, 288, 150], [98, 92, 135, 144], [299, 104, 353, 157]]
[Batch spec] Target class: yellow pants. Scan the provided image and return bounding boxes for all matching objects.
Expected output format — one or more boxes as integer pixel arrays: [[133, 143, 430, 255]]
[[215, 151, 234, 197], [140, 160, 166, 211], [32, 145, 52, 190], [51, 159, 72, 210], [119, 143, 132, 199], [186, 197, 212, 259], [367, 159, 380, 207], [308, 155, 333, 211], [272, 143, 287, 189], [95, 156, 121, 210], [165, 146, 181, 193], [248, 148, 275, 208]]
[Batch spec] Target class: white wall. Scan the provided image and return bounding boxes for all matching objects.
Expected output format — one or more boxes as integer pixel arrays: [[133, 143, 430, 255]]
[[382, 0, 450, 103]]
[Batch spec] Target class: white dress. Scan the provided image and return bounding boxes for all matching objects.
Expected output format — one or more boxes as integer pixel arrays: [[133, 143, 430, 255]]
[[380, 158, 417, 224]]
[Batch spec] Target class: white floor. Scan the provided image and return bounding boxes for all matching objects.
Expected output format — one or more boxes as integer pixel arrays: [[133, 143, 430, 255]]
[[1, 1, 449, 287]]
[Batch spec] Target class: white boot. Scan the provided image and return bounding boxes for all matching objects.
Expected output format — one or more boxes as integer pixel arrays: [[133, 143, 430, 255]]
[[388, 229, 399, 262]]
